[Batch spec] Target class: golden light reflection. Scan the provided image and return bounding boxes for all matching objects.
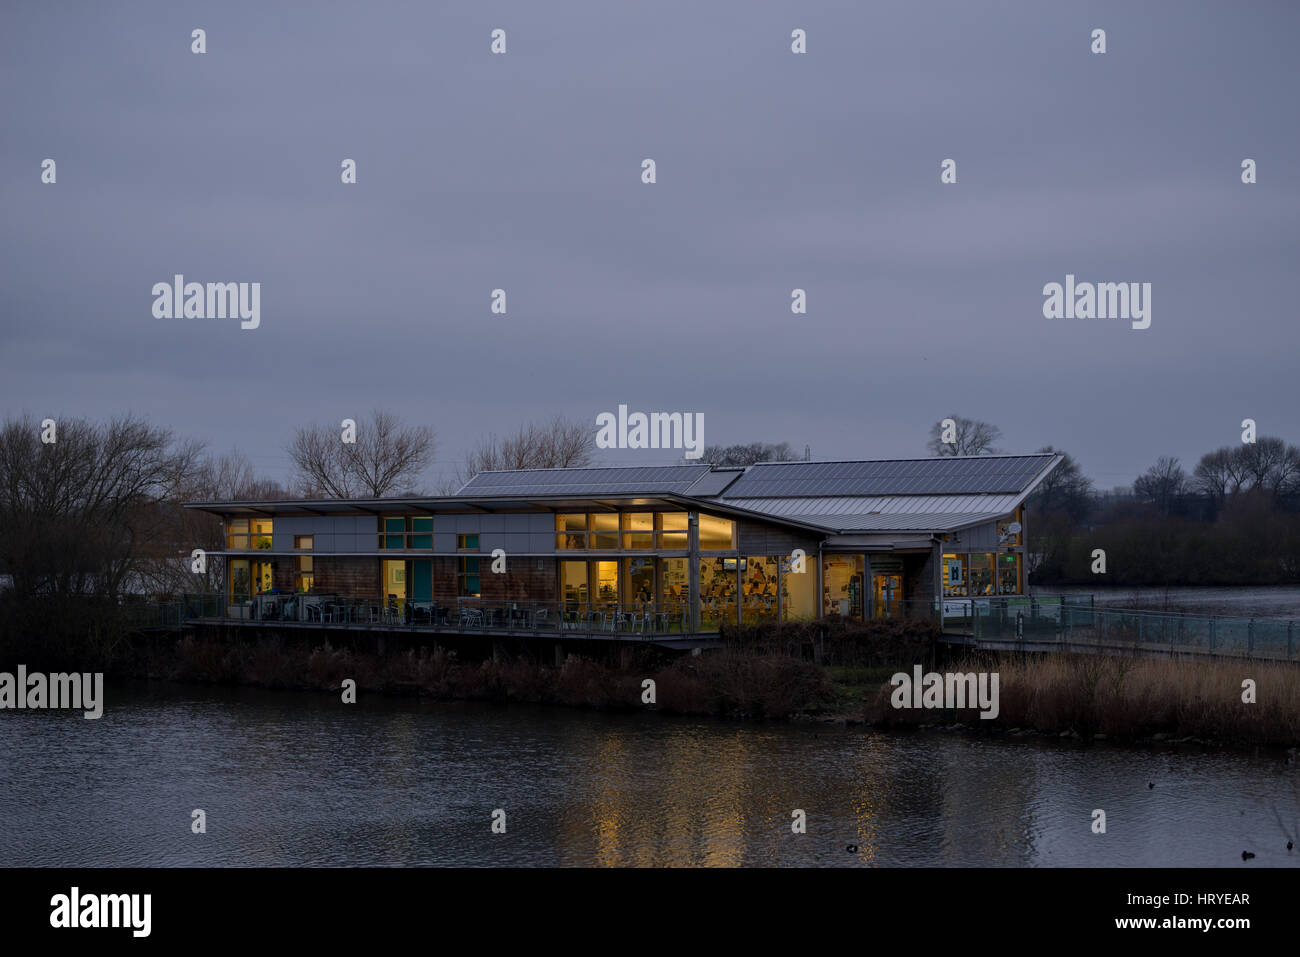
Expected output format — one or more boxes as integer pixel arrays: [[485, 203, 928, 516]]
[[849, 733, 891, 864]]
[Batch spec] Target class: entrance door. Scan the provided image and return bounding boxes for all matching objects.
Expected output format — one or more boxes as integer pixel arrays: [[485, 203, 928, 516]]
[[873, 574, 901, 619]]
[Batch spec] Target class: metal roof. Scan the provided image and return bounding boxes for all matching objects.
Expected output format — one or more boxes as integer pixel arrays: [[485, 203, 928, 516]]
[[718, 454, 1058, 499], [722, 493, 1024, 517], [803, 511, 1008, 532], [185, 455, 1062, 537], [459, 465, 711, 497]]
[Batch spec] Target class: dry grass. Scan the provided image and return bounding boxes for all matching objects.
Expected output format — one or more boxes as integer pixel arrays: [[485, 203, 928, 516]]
[[168, 637, 831, 718], [863, 652, 1300, 747]]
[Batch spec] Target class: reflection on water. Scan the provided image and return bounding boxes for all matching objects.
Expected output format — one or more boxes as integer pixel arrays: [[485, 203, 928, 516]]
[[0, 683, 1296, 867]]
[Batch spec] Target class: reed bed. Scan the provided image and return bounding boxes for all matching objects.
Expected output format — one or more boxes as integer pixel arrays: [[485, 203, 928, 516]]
[[864, 651, 1300, 747]]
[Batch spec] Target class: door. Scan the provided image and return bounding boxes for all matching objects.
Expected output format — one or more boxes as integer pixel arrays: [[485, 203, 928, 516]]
[[873, 574, 901, 619]]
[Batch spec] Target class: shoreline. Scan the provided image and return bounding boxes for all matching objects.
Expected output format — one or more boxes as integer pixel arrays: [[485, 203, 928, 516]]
[[85, 631, 1300, 754]]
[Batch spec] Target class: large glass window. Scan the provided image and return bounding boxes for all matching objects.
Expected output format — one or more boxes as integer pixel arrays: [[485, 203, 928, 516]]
[[379, 516, 433, 549], [968, 553, 994, 597], [253, 560, 274, 595], [659, 558, 689, 624], [590, 515, 619, 550], [997, 554, 1021, 595], [229, 559, 251, 603], [741, 556, 779, 624], [556, 513, 587, 549], [658, 512, 688, 549], [698, 514, 735, 551], [822, 554, 864, 619], [296, 556, 314, 593], [699, 556, 736, 630], [382, 559, 406, 600], [622, 513, 654, 549], [561, 560, 588, 606], [555, 511, 691, 550], [226, 518, 273, 550], [458, 535, 480, 596], [624, 557, 656, 607], [593, 560, 619, 603], [410, 517, 433, 549], [782, 554, 817, 620]]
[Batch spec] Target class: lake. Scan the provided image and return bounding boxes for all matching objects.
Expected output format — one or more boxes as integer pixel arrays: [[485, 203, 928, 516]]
[[2, 684, 1296, 867], [1035, 585, 1300, 619]]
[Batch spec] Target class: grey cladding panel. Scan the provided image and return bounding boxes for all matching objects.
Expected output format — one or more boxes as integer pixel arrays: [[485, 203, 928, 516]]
[[275, 516, 315, 537], [478, 532, 507, 552]]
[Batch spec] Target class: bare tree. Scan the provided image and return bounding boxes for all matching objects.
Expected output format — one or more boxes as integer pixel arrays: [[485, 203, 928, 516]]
[[135, 450, 288, 597], [1026, 446, 1094, 522], [1192, 447, 1242, 503], [926, 416, 1002, 456], [0, 414, 201, 601], [287, 410, 434, 498], [447, 415, 593, 492], [1133, 456, 1188, 514], [1193, 439, 1300, 503], [1239, 437, 1300, 496], [700, 441, 799, 466]]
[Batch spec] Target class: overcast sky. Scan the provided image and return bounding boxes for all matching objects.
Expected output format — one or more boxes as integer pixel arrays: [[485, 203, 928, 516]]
[[3, 0, 1297, 493]]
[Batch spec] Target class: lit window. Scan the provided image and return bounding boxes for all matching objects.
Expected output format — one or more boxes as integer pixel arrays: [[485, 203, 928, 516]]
[[458, 535, 480, 596], [698, 514, 735, 550]]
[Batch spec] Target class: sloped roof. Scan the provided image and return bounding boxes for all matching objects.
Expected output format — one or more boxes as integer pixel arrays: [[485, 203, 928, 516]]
[[800, 511, 1009, 532], [722, 493, 1024, 517], [458, 465, 710, 497], [718, 454, 1058, 499]]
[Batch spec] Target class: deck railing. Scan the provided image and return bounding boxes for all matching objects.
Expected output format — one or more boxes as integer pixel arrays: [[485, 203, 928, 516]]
[[127, 592, 1299, 658], [183, 594, 695, 636], [945, 596, 1298, 660]]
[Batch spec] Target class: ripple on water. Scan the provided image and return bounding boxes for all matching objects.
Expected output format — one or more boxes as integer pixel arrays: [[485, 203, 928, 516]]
[[1, 687, 1297, 867]]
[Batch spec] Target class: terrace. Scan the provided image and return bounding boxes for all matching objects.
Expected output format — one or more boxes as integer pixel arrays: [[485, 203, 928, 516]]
[[151, 593, 722, 650]]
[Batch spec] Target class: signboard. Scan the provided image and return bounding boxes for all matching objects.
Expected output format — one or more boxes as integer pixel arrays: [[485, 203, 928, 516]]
[[941, 599, 990, 618], [945, 558, 964, 586]]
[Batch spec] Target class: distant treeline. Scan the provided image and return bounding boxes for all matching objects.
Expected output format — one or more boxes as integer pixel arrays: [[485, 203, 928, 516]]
[[1028, 437, 1300, 586]]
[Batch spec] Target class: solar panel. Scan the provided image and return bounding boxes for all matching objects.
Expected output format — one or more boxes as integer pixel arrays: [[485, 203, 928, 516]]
[[721, 455, 1056, 498], [460, 465, 711, 497]]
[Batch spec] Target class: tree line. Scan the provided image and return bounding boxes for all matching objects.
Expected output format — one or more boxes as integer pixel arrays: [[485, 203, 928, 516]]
[[930, 414, 1300, 586]]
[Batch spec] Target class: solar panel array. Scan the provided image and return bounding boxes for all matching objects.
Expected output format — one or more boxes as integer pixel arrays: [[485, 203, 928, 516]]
[[459, 465, 711, 497], [720, 455, 1056, 499], [683, 468, 746, 497]]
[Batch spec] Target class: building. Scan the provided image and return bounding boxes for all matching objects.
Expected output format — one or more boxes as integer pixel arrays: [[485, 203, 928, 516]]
[[184, 453, 1062, 634]]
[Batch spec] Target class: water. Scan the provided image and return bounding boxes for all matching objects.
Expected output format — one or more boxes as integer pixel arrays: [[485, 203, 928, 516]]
[[1035, 585, 1300, 619], [1, 683, 1296, 867]]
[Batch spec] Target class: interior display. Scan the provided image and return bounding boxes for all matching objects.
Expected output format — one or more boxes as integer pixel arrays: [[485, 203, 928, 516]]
[[822, 554, 863, 619]]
